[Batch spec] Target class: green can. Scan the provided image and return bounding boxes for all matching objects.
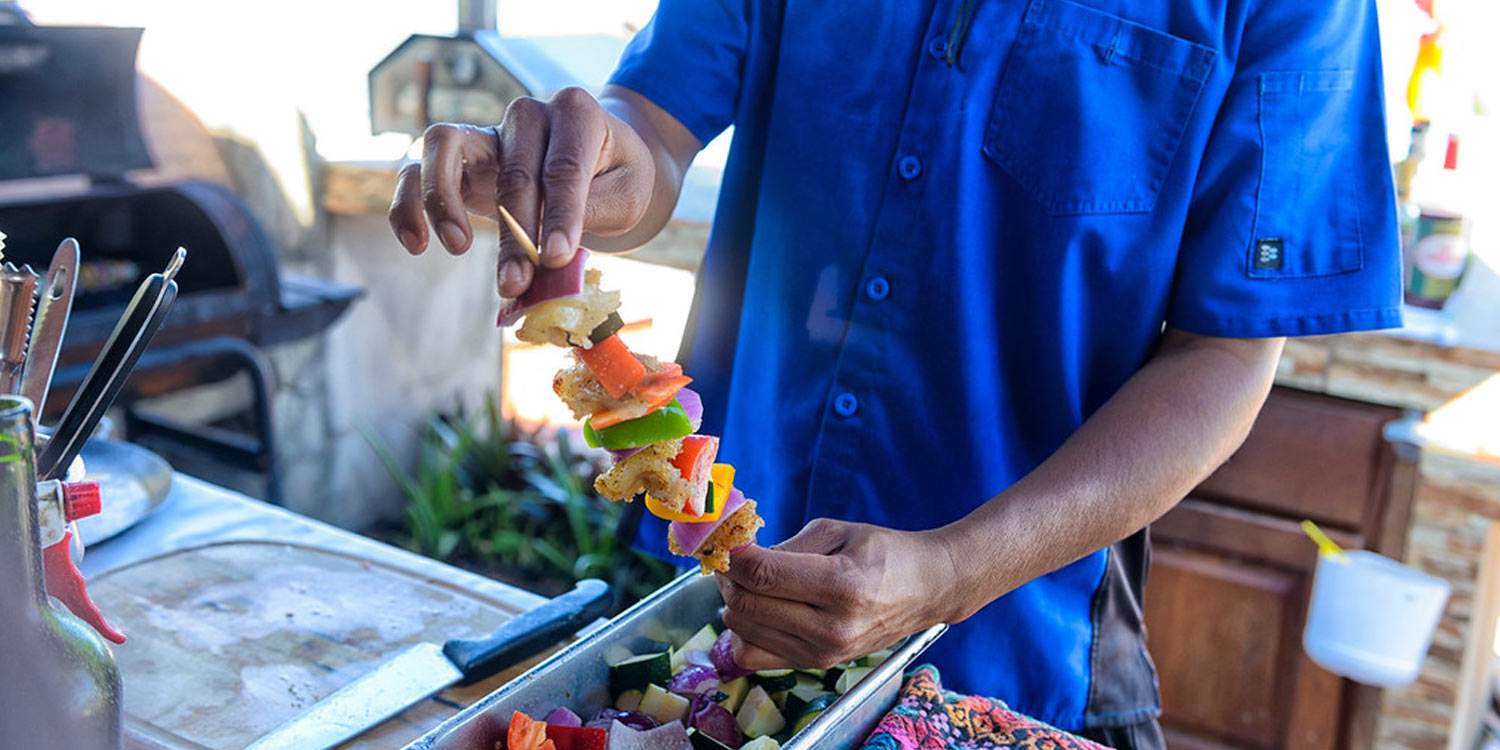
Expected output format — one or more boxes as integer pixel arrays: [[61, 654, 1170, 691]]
[[1405, 210, 1469, 309]]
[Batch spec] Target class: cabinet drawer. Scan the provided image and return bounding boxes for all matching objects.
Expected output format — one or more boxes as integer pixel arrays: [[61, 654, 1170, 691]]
[[1194, 389, 1399, 530]]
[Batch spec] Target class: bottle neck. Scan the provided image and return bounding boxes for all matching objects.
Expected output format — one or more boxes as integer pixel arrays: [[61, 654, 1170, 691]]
[[0, 397, 45, 604]]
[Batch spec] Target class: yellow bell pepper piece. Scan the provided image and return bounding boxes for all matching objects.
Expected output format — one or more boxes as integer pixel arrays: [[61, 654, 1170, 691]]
[[644, 463, 737, 523]]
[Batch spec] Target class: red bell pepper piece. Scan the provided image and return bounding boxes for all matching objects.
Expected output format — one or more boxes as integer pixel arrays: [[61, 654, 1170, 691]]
[[574, 335, 646, 399], [508, 711, 557, 750], [544, 725, 608, 750]]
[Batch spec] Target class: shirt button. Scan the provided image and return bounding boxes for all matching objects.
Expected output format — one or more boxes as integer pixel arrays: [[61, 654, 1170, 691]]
[[833, 392, 859, 418], [897, 155, 922, 180], [865, 277, 890, 301], [927, 36, 948, 59]]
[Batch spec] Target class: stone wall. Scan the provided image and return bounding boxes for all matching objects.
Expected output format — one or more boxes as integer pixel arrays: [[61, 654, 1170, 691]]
[[1275, 332, 1500, 750]]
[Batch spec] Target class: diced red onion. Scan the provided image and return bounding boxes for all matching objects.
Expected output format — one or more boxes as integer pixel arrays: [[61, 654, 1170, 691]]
[[496, 249, 589, 326], [588, 709, 659, 731], [669, 487, 746, 556], [709, 630, 752, 681], [688, 697, 743, 749], [676, 388, 703, 431], [608, 446, 645, 461], [605, 719, 691, 750], [666, 664, 720, 696], [545, 707, 583, 727]]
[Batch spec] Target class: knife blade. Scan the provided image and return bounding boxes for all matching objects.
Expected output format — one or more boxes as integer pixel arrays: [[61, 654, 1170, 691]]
[[20, 238, 80, 420], [246, 577, 613, 750]]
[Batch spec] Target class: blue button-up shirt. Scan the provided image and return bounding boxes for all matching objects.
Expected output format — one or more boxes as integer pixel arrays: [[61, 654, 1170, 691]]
[[612, 0, 1400, 730]]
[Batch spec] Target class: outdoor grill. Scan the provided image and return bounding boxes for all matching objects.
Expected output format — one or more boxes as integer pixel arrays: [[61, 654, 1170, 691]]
[[0, 11, 360, 503]]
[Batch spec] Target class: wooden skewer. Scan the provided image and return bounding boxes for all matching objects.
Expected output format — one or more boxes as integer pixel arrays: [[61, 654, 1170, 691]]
[[495, 204, 542, 266]]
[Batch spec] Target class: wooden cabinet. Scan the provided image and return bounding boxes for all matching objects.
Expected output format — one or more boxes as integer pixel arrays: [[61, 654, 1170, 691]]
[[1145, 388, 1419, 750]]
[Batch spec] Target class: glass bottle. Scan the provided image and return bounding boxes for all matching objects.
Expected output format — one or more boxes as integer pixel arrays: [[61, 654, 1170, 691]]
[[0, 396, 122, 748]]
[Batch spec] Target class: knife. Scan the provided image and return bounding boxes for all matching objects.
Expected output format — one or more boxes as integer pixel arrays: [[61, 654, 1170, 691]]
[[20, 238, 80, 421], [246, 578, 613, 750], [36, 247, 184, 481]]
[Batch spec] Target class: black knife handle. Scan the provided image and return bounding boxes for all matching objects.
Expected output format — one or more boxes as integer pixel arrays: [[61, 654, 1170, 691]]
[[443, 578, 612, 685]]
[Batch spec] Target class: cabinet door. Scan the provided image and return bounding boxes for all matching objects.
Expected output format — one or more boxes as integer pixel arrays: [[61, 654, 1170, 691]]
[[1145, 538, 1342, 750]]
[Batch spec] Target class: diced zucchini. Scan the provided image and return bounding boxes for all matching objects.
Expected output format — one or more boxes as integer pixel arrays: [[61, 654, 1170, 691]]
[[716, 676, 750, 713], [769, 689, 788, 711], [687, 728, 735, 750], [741, 737, 782, 750], [735, 686, 786, 738], [610, 651, 671, 694], [671, 624, 720, 671], [794, 668, 826, 681], [680, 624, 719, 654], [782, 677, 829, 718], [749, 669, 797, 692], [834, 666, 874, 694], [603, 644, 636, 667], [640, 683, 691, 725], [791, 708, 826, 735], [790, 694, 837, 735], [857, 648, 894, 667], [615, 689, 645, 711], [820, 666, 844, 691]]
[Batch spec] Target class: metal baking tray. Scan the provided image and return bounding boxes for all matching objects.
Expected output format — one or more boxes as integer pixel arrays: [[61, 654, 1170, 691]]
[[404, 572, 945, 750]]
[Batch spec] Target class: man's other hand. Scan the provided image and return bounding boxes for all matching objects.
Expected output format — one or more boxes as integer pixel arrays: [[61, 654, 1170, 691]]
[[388, 87, 656, 298], [716, 519, 961, 670]]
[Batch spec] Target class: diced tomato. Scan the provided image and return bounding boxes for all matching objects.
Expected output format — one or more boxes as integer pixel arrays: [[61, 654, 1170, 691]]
[[507, 711, 556, 750], [671, 435, 718, 480], [545, 725, 607, 750], [574, 335, 646, 399]]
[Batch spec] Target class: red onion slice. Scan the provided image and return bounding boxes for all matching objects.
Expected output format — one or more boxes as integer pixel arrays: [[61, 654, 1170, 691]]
[[676, 388, 703, 431], [688, 697, 743, 749], [666, 664, 720, 696], [496, 249, 589, 326], [545, 707, 583, 727], [669, 487, 746, 556], [709, 630, 752, 681]]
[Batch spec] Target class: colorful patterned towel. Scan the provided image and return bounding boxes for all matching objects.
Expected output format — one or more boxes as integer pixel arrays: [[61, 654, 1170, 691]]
[[860, 665, 1113, 750]]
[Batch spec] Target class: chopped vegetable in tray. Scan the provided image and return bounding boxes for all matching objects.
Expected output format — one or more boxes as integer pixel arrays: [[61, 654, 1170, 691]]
[[489, 623, 899, 750]]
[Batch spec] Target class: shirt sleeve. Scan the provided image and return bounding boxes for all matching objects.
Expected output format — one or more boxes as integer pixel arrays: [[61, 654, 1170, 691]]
[[1166, 0, 1404, 338], [608, 0, 754, 145]]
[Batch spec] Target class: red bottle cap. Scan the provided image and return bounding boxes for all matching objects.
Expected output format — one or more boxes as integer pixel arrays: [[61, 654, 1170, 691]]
[[1444, 134, 1459, 170], [62, 481, 101, 521]]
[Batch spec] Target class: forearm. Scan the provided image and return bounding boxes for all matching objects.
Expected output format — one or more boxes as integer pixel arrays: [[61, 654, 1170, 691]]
[[934, 329, 1285, 623], [587, 85, 701, 251]]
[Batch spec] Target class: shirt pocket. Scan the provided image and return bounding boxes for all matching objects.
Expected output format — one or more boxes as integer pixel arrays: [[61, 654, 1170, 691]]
[[1249, 69, 1363, 278], [982, 0, 1216, 215]]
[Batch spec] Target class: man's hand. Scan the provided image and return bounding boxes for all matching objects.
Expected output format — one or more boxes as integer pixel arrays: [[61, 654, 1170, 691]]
[[716, 519, 960, 670], [388, 86, 697, 299]]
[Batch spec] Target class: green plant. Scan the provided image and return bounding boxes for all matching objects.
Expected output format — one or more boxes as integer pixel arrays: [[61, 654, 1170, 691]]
[[365, 394, 677, 609]]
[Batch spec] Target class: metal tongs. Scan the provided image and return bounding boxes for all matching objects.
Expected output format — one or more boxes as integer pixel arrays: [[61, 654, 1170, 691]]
[[36, 248, 185, 481]]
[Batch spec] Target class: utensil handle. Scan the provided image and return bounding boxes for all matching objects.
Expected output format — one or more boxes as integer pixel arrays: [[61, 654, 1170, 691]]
[[443, 578, 611, 685], [37, 275, 177, 480]]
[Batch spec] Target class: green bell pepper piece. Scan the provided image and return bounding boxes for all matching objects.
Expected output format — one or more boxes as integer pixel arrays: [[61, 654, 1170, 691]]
[[583, 399, 693, 450]]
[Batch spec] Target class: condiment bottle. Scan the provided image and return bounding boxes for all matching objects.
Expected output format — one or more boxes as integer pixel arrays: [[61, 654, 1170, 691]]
[[1405, 133, 1471, 309], [0, 395, 122, 748]]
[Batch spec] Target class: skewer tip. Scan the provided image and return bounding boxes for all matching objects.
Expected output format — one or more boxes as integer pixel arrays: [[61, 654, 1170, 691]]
[[494, 205, 542, 266]]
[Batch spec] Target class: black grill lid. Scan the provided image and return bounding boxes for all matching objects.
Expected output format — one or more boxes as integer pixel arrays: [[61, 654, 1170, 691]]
[[0, 24, 153, 181]]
